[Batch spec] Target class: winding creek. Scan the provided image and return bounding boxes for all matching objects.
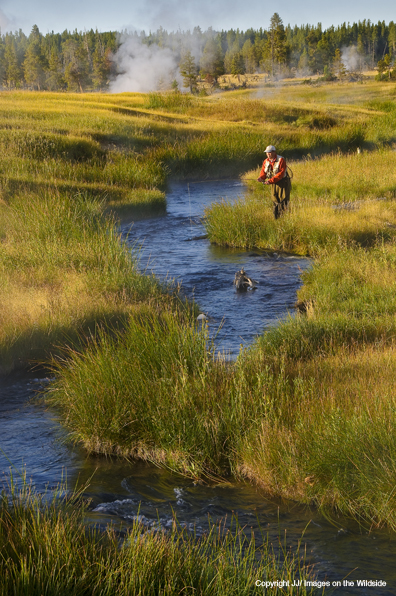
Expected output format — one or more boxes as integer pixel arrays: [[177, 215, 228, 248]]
[[1, 181, 395, 594]]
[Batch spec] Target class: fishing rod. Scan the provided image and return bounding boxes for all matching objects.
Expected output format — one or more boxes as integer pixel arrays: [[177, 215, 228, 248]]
[[185, 165, 294, 185], [186, 178, 257, 184], [186, 167, 293, 184]]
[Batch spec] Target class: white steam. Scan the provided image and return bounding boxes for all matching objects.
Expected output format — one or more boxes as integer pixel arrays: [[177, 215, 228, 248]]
[[110, 35, 182, 93], [341, 45, 360, 72]]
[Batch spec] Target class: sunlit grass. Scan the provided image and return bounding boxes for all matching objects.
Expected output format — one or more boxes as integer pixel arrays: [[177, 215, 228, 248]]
[[235, 343, 396, 528], [205, 147, 396, 254], [0, 186, 170, 372]]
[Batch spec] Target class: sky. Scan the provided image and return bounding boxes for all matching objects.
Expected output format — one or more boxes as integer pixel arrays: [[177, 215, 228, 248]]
[[0, 0, 395, 36]]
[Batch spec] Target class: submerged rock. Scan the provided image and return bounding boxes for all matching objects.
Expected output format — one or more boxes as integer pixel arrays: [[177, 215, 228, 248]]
[[197, 313, 208, 322]]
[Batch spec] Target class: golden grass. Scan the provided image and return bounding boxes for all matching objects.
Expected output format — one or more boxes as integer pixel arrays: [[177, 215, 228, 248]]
[[205, 148, 396, 255], [0, 272, 127, 374], [236, 342, 396, 523], [288, 150, 396, 201], [253, 79, 396, 106]]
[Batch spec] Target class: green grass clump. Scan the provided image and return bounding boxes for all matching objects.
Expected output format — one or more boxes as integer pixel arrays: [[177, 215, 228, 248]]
[[47, 310, 232, 476], [0, 480, 320, 596], [0, 129, 104, 162], [145, 91, 196, 112], [43, 227, 396, 528], [46, 309, 396, 529], [204, 195, 396, 255], [250, 241, 396, 360]]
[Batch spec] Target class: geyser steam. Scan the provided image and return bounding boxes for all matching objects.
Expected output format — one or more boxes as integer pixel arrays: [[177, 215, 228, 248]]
[[110, 35, 181, 93]]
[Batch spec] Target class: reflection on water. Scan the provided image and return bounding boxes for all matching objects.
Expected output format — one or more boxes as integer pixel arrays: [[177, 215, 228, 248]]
[[0, 182, 395, 594]]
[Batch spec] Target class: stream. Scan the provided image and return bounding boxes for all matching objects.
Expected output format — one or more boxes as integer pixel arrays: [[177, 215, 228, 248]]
[[0, 181, 395, 594], [122, 180, 309, 357]]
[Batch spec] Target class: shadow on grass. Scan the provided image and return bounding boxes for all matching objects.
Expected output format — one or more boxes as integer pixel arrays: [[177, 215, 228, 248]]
[[0, 311, 130, 375]]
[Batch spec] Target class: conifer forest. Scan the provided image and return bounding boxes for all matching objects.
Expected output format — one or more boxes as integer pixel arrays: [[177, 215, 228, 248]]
[[1, 15, 396, 92]]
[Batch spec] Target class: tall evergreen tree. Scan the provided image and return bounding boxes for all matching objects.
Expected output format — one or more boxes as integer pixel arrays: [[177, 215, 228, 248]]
[[199, 36, 225, 81], [63, 38, 90, 92], [389, 22, 396, 56], [92, 33, 112, 90], [371, 26, 379, 67], [356, 34, 366, 71], [377, 53, 394, 79], [179, 49, 198, 92], [0, 36, 5, 85], [332, 48, 346, 77], [46, 46, 65, 90], [241, 39, 257, 74], [230, 52, 245, 79], [3, 37, 22, 88], [264, 13, 287, 78], [23, 25, 46, 90]]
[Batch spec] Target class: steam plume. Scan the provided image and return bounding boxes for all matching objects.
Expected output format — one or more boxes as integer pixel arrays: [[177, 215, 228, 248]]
[[341, 45, 360, 71], [110, 35, 182, 93]]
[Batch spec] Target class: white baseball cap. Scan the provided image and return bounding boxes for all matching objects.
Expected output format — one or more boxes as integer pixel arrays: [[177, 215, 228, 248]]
[[265, 145, 276, 153]]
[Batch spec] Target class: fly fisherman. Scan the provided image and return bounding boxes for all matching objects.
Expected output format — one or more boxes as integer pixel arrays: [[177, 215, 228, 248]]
[[257, 145, 291, 219]]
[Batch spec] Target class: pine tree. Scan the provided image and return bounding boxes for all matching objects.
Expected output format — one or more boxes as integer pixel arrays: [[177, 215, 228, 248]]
[[305, 27, 321, 73], [241, 39, 257, 74], [179, 49, 198, 93], [199, 36, 225, 81], [332, 48, 346, 78], [92, 34, 112, 90], [389, 22, 396, 56], [371, 26, 379, 67], [377, 53, 394, 79], [3, 37, 22, 88], [297, 48, 309, 75], [265, 13, 287, 78], [46, 46, 65, 90], [0, 36, 5, 85], [23, 25, 46, 90], [230, 52, 245, 80], [357, 34, 366, 71], [315, 33, 333, 73], [63, 39, 90, 92]]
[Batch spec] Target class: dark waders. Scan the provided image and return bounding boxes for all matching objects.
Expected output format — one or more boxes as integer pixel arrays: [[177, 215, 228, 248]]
[[271, 175, 291, 219]]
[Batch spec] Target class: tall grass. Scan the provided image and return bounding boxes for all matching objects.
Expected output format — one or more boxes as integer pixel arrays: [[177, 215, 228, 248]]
[[0, 186, 172, 372], [236, 343, 396, 528], [205, 196, 396, 255], [0, 479, 321, 595], [43, 235, 396, 528], [201, 88, 396, 250], [45, 311, 396, 529], [205, 148, 396, 255], [47, 310, 232, 476]]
